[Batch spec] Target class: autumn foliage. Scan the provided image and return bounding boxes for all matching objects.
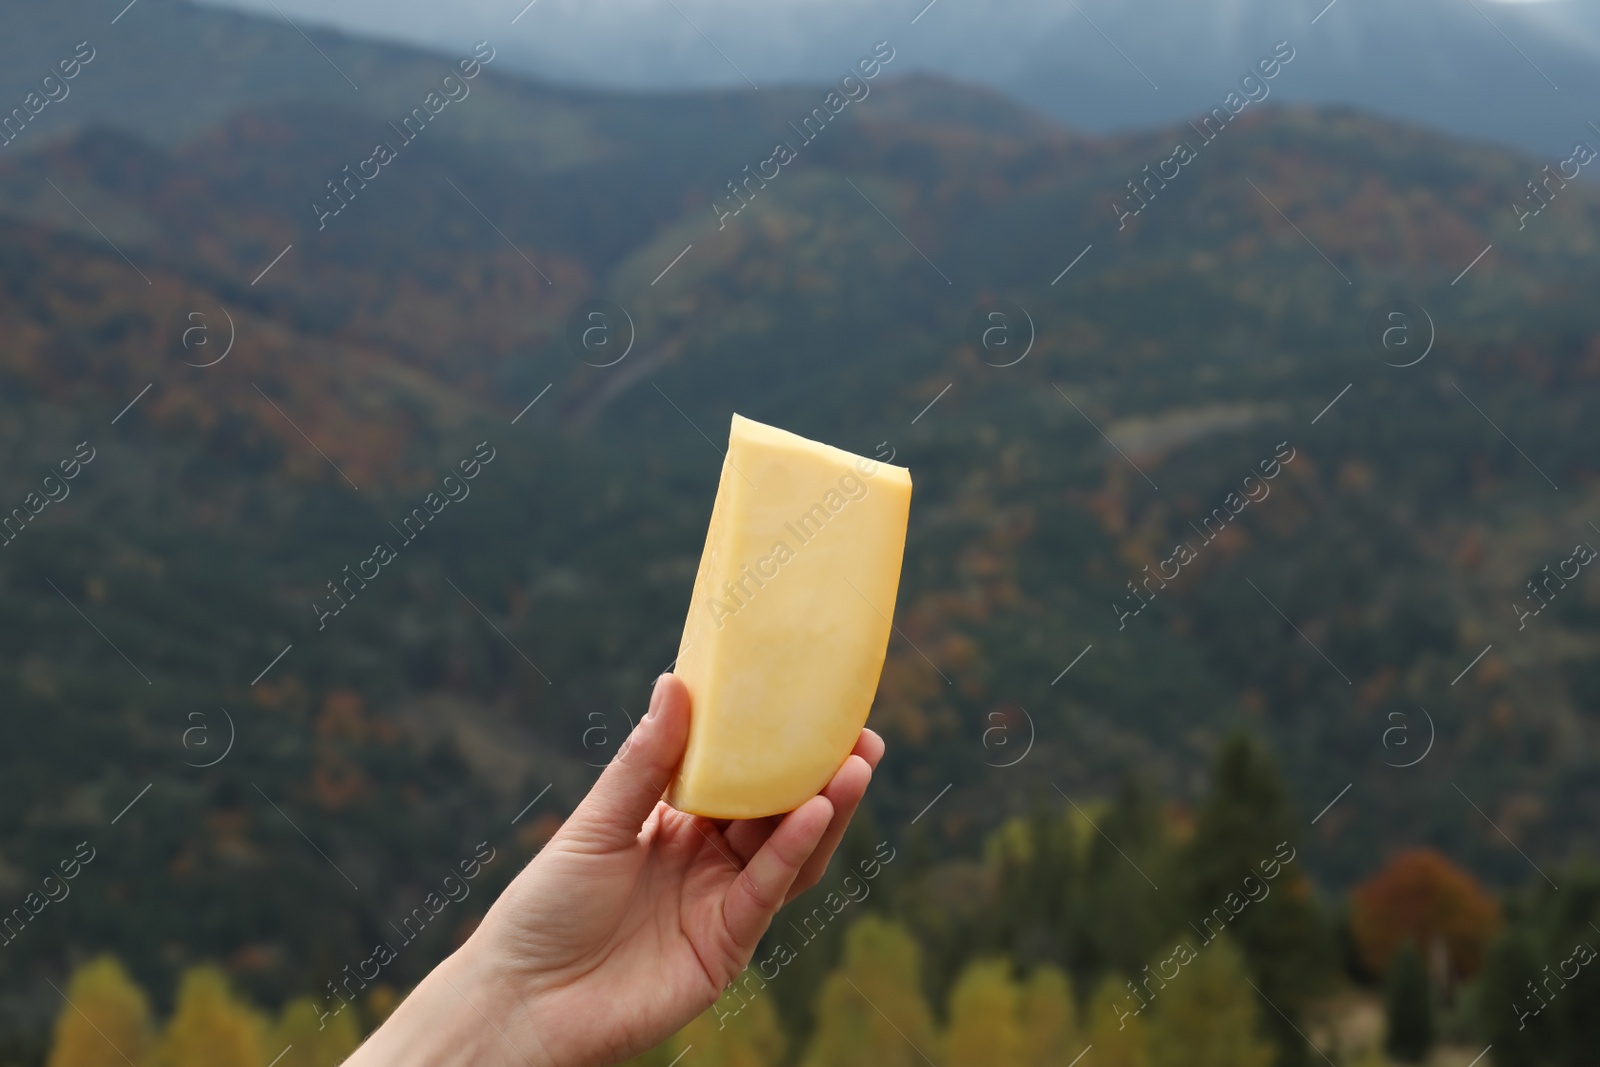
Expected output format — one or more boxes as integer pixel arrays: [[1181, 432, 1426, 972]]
[[1349, 848, 1500, 982]]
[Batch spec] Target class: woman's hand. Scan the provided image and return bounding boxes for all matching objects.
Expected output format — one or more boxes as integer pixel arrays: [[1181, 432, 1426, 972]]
[[346, 674, 883, 1067]]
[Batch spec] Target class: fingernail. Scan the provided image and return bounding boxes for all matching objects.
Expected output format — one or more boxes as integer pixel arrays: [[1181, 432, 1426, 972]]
[[645, 675, 669, 720]]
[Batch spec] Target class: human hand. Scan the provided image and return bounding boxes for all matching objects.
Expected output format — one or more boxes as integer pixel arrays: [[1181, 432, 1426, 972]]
[[345, 673, 883, 1067]]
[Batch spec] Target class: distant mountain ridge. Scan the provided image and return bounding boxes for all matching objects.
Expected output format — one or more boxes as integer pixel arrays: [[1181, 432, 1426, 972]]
[[177, 0, 1600, 159]]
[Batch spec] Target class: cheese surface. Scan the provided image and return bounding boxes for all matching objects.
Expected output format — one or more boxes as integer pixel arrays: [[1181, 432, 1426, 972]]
[[668, 414, 912, 819]]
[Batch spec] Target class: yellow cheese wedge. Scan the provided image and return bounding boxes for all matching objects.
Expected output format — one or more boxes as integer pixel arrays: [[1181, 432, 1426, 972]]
[[668, 414, 912, 819]]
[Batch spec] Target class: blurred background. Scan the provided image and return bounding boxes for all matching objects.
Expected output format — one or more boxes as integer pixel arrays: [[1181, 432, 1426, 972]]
[[2, 0, 1598, 1064]]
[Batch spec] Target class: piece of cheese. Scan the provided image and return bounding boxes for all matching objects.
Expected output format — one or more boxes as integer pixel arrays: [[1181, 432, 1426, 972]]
[[668, 414, 912, 819]]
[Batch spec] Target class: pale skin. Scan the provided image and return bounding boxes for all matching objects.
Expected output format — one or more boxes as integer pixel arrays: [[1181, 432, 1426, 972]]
[[345, 674, 884, 1067]]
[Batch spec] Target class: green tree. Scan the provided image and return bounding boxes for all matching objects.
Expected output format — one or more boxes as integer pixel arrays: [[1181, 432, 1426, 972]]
[[148, 965, 268, 1067], [946, 958, 1024, 1067], [1477, 862, 1600, 1066], [985, 807, 1087, 974], [1146, 936, 1275, 1067], [1183, 737, 1334, 1064], [1383, 942, 1434, 1063], [802, 916, 940, 1067], [270, 997, 362, 1067], [669, 991, 787, 1067], [46, 956, 154, 1067], [1084, 777, 1180, 979], [1084, 975, 1150, 1067], [1020, 965, 1081, 1066]]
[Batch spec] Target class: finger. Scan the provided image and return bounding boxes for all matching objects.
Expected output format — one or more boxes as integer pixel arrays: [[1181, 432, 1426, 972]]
[[853, 728, 886, 771], [721, 730, 880, 863], [722, 795, 833, 954], [723, 814, 782, 864], [785, 754, 872, 903], [561, 674, 690, 852]]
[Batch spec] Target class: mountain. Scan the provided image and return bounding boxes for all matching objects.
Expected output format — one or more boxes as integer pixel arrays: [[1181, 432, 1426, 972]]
[[2, 0, 1600, 1055], [184, 0, 1600, 159]]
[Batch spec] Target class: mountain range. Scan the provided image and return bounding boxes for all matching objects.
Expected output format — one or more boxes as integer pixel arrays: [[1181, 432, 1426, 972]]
[[1, 0, 1599, 1052], [180, 0, 1600, 159]]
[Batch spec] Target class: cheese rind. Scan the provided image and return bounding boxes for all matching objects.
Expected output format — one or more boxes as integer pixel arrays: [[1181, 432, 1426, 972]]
[[668, 414, 912, 819]]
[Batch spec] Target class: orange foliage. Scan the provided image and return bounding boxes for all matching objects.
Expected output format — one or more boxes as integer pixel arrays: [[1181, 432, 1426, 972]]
[[1349, 848, 1500, 981], [311, 757, 369, 811], [316, 690, 368, 741]]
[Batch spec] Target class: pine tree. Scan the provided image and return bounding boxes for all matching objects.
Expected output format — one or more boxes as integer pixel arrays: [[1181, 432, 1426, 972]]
[[148, 965, 268, 1067], [1183, 736, 1334, 1063], [801, 915, 940, 1067], [669, 989, 787, 1067], [46, 956, 153, 1067], [1019, 965, 1081, 1066], [1383, 942, 1434, 1063], [1084, 975, 1150, 1067], [1146, 935, 1275, 1067], [1084, 776, 1179, 979], [986, 808, 1085, 973], [946, 959, 1024, 1067], [270, 997, 362, 1067]]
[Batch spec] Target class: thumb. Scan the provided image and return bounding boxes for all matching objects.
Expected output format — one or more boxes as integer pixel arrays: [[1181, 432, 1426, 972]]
[[565, 674, 691, 851]]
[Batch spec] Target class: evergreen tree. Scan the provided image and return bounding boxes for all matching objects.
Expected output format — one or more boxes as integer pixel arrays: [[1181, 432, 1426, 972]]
[[1146, 936, 1275, 1067], [270, 997, 362, 1067], [945, 959, 1024, 1067], [671, 991, 787, 1067], [986, 807, 1086, 974], [1475, 862, 1600, 1065], [1083, 776, 1180, 980], [1183, 736, 1334, 1064], [46, 957, 153, 1067], [1019, 965, 1081, 1066], [1383, 942, 1434, 1063], [148, 965, 268, 1067], [801, 915, 940, 1067], [1084, 975, 1150, 1067]]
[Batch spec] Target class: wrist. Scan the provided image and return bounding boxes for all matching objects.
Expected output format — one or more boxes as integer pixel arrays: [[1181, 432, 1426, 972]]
[[346, 939, 554, 1067]]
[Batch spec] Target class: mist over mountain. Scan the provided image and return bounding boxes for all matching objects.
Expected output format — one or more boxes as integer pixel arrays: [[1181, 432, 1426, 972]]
[[185, 0, 1600, 158]]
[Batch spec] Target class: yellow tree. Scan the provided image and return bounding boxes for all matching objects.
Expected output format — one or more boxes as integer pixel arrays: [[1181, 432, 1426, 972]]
[[1085, 975, 1150, 1067], [667, 989, 787, 1067], [946, 959, 1024, 1067], [46, 956, 153, 1067], [148, 965, 268, 1067], [270, 997, 363, 1067], [801, 916, 940, 1067], [1146, 938, 1274, 1067], [1020, 965, 1081, 1066]]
